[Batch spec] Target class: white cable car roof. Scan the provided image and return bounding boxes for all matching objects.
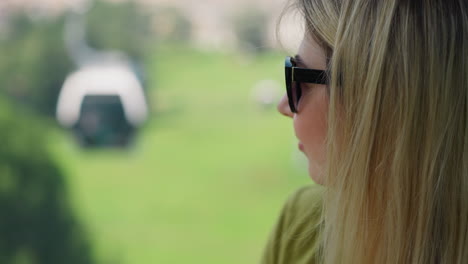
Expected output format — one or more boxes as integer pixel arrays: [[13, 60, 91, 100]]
[[56, 64, 148, 127]]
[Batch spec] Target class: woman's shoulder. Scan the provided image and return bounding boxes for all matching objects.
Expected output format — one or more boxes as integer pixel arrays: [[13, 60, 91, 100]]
[[261, 185, 324, 264], [287, 185, 324, 216], [281, 184, 324, 241]]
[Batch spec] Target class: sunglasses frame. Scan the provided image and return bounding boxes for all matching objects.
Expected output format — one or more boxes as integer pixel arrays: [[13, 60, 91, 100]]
[[285, 56, 328, 113]]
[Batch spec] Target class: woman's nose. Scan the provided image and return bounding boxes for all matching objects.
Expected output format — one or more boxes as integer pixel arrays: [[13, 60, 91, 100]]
[[277, 94, 294, 118]]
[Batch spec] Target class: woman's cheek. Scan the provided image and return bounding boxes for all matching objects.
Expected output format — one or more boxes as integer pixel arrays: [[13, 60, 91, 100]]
[[293, 88, 329, 168]]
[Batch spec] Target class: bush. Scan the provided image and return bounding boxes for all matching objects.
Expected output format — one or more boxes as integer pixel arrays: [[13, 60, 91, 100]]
[[0, 98, 95, 264], [0, 14, 73, 116]]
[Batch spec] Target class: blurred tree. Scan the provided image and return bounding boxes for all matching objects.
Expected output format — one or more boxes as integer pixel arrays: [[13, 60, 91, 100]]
[[0, 97, 95, 264], [0, 14, 73, 117], [151, 7, 192, 43], [232, 8, 270, 54], [85, 0, 152, 61]]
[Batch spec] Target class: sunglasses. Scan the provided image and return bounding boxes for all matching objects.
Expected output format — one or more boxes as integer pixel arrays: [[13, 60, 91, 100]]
[[284, 56, 328, 113]]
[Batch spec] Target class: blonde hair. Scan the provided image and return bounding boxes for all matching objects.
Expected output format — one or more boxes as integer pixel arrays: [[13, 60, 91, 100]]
[[294, 0, 468, 263]]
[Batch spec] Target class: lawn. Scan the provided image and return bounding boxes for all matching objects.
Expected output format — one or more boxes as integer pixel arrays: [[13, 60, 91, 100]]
[[52, 45, 311, 264]]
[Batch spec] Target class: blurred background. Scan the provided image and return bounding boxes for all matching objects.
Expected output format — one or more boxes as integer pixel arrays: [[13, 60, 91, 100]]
[[0, 0, 310, 263]]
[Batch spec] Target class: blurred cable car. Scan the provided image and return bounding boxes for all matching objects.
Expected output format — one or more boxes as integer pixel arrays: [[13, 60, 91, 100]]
[[57, 7, 148, 148], [56, 64, 148, 147]]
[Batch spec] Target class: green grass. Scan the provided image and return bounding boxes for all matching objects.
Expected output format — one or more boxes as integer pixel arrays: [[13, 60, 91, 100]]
[[52, 45, 311, 264]]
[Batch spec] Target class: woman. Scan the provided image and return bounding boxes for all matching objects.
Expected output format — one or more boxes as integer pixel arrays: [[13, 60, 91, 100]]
[[262, 0, 468, 263]]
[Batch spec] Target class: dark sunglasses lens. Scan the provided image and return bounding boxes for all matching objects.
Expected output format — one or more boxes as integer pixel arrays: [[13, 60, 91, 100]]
[[291, 81, 302, 111]]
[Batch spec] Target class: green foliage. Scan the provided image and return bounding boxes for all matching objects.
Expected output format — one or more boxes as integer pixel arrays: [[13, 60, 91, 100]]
[[232, 8, 270, 54], [0, 14, 73, 117], [152, 7, 192, 43], [85, 0, 152, 60], [0, 98, 95, 264]]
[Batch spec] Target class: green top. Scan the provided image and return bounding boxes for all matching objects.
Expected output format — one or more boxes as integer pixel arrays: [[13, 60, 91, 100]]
[[261, 185, 324, 264]]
